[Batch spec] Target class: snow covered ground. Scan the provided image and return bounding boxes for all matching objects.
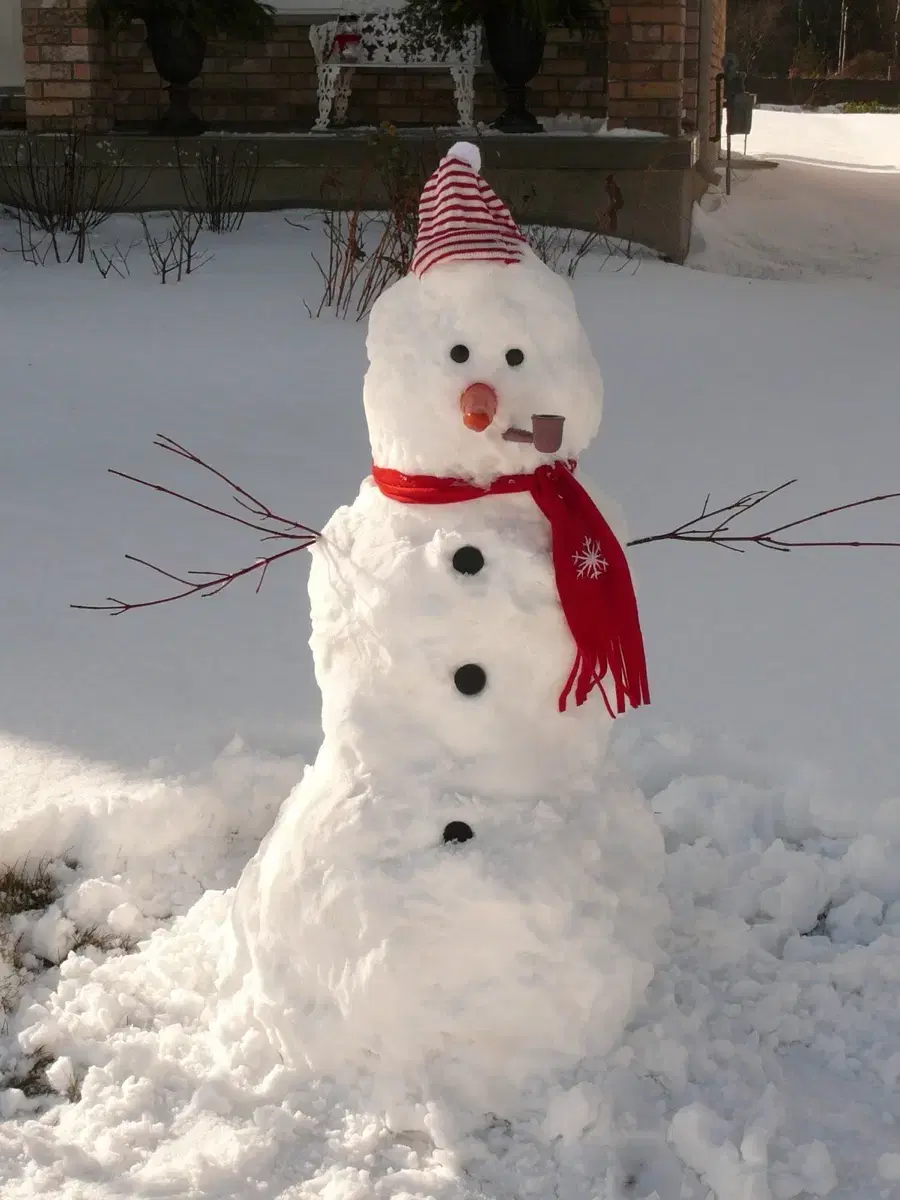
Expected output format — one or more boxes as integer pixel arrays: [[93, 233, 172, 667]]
[[0, 111, 899, 1198], [690, 108, 900, 282]]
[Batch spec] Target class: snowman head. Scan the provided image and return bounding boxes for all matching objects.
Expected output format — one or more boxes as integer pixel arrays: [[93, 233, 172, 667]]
[[363, 143, 604, 484]]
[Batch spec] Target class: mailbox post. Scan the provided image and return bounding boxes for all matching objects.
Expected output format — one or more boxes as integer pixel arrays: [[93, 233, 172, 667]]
[[715, 52, 756, 195]]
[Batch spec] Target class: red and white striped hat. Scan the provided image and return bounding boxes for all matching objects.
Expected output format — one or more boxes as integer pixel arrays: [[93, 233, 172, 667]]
[[411, 142, 527, 278]]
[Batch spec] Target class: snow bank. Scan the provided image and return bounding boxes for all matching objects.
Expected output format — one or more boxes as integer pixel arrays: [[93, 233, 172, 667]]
[[1, 724, 899, 1197], [739, 109, 900, 172]]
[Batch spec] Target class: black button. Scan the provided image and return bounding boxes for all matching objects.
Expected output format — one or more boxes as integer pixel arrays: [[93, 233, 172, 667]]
[[452, 545, 484, 576], [443, 821, 474, 845], [505, 348, 524, 367], [450, 344, 470, 363], [454, 664, 487, 696]]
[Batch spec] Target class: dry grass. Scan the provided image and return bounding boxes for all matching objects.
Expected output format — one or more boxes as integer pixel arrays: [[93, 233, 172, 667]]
[[0, 858, 60, 918], [5, 1047, 56, 1098]]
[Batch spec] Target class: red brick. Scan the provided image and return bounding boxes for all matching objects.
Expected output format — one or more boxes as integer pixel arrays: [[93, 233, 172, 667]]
[[246, 74, 282, 90], [230, 58, 272, 73], [43, 81, 95, 99], [615, 99, 662, 116], [627, 80, 681, 98], [30, 63, 74, 81], [552, 58, 587, 75], [40, 45, 90, 63], [29, 99, 75, 116], [629, 24, 663, 41], [627, 6, 686, 20], [621, 42, 684, 61], [620, 61, 664, 80]]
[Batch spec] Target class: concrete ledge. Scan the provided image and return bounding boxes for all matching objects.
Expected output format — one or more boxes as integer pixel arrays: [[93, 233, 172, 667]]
[[0, 129, 698, 262]]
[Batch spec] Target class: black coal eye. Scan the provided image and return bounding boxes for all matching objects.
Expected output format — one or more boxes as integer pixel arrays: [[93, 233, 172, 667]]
[[450, 344, 470, 363], [505, 348, 524, 367]]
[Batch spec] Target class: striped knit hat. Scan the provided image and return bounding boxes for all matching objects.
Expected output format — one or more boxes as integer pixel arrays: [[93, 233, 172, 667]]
[[411, 142, 527, 278]]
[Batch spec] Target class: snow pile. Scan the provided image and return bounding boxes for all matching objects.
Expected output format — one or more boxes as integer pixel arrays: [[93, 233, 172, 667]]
[[691, 109, 900, 282], [737, 109, 900, 172], [1, 726, 899, 1197], [538, 113, 663, 138], [0, 733, 302, 1108]]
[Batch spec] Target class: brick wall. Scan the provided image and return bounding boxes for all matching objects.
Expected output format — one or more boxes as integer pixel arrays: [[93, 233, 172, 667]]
[[682, 0, 726, 149], [106, 21, 316, 128], [21, 0, 110, 131], [21, 10, 611, 133], [606, 0, 687, 135], [709, 0, 726, 141], [104, 17, 608, 131], [683, 0, 699, 130]]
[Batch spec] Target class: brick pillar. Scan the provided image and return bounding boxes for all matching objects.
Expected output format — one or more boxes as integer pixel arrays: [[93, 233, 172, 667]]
[[683, 0, 700, 131], [607, 0, 687, 135], [708, 0, 726, 144], [22, 0, 110, 132]]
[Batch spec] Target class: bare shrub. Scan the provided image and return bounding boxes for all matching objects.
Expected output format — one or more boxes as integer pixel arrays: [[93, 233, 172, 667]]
[[177, 139, 261, 234], [140, 211, 212, 283], [517, 174, 639, 277], [837, 50, 892, 78], [307, 125, 428, 321], [91, 239, 139, 279], [0, 132, 146, 264]]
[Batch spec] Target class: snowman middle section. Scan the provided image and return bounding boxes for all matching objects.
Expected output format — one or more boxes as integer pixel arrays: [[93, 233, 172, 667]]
[[223, 482, 666, 1123]]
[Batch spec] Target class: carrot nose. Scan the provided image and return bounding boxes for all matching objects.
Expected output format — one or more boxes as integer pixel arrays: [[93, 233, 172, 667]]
[[460, 382, 498, 433]]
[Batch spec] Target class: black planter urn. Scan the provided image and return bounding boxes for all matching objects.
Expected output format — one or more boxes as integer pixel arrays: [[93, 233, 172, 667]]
[[483, 10, 547, 133], [145, 15, 208, 135]]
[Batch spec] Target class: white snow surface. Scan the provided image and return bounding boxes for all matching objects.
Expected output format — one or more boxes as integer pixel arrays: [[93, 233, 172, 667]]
[[691, 110, 900, 282], [736, 108, 900, 171], [0, 111, 899, 1197]]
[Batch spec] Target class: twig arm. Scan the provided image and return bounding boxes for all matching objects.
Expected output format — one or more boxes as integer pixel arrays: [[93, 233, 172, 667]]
[[628, 482, 900, 552]]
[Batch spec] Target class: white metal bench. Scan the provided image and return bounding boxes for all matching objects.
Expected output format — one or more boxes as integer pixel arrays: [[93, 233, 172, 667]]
[[309, 10, 482, 132]]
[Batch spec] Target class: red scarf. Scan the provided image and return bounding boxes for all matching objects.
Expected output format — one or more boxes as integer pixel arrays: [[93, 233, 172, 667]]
[[371, 461, 649, 717]]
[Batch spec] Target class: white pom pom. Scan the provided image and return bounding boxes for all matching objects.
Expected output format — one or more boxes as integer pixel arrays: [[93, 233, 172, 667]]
[[446, 141, 481, 172]]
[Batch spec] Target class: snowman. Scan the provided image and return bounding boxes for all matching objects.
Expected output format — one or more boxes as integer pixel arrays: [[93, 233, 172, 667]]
[[219, 143, 666, 1137]]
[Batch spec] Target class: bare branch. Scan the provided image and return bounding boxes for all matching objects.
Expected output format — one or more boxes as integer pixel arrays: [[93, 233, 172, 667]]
[[629, 482, 900, 552], [71, 543, 314, 615], [150, 435, 317, 536], [74, 441, 899, 621], [72, 436, 321, 615]]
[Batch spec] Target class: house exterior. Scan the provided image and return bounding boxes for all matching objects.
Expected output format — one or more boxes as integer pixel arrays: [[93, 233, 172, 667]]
[[12, 0, 725, 162], [1, 0, 25, 87]]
